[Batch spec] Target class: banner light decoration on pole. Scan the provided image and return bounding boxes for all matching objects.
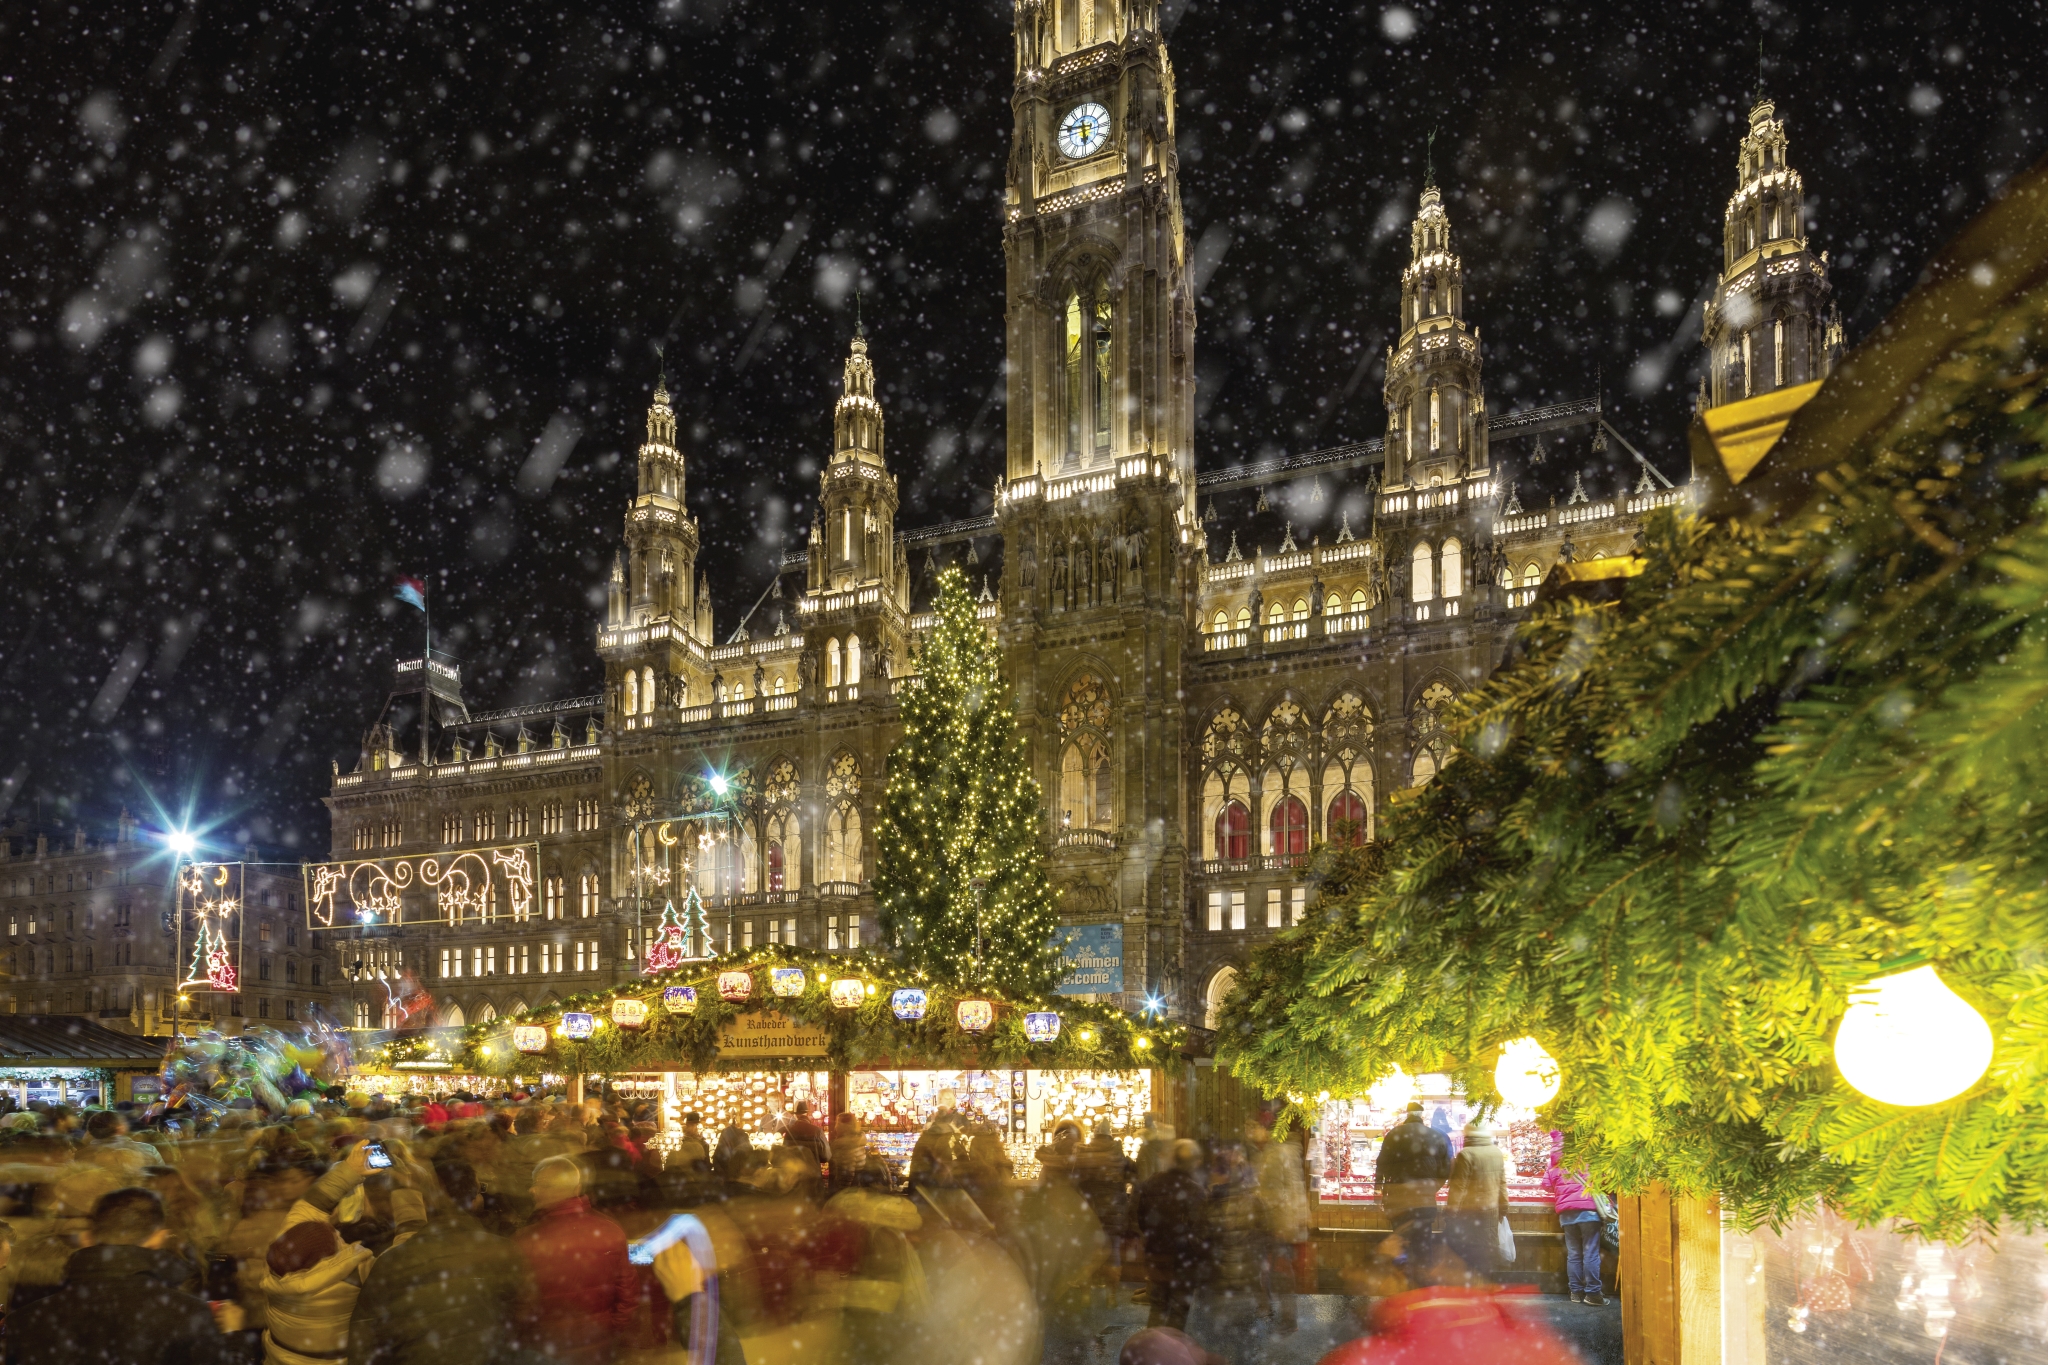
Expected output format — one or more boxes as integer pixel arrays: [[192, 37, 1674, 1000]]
[[304, 844, 540, 929], [643, 893, 696, 974], [178, 862, 243, 992]]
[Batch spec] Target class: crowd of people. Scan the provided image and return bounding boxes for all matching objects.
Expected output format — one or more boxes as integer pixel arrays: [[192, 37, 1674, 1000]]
[[0, 1087, 1602, 1365]]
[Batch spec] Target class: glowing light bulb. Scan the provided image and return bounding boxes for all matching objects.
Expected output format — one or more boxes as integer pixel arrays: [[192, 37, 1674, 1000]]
[[1494, 1036, 1561, 1108], [1368, 1065, 1420, 1112], [1834, 965, 1992, 1107]]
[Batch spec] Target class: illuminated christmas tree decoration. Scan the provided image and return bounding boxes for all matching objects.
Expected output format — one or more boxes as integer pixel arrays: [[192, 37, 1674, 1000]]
[[1025, 1010, 1062, 1042], [1495, 1037, 1561, 1107], [611, 998, 649, 1029], [956, 998, 995, 1033], [718, 970, 754, 1002], [663, 985, 698, 1014], [1834, 965, 1993, 1106], [513, 1025, 549, 1054], [891, 988, 928, 1020], [830, 978, 865, 1009], [178, 862, 242, 991], [560, 1012, 596, 1040], [771, 967, 807, 998], [644, 894, 692, 973]]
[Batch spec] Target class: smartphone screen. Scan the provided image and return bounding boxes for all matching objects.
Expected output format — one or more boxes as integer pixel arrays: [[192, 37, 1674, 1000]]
[[362, 1142, 393, 1170]]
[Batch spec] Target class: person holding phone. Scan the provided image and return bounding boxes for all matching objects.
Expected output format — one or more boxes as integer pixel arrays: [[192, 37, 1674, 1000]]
[[260, 1142, 425, 1365]]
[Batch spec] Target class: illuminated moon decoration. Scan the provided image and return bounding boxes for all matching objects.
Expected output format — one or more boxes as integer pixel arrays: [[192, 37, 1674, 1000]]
[[956, 999, 996, 1034], [830, 978, 865, 1010], [1494, 1037, 1562, 1108], [771, 967, 807, 998], [657, 821, 677, 846], [1024, 1011, 1062, 1043], [611, 998, 649, 1029], [891, 988, 928, 1021], [306, 845, 539, 928], [1834, 964, 1994, 1107], [513, 1025, 549, 1054], [663, 985, 699, 1014], [560, 1012, 596, 1040], [718, 971, 754, 1002]]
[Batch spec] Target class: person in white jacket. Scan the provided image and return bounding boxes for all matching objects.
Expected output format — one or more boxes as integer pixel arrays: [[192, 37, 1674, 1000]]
[[259, 1142, 425, 1365]]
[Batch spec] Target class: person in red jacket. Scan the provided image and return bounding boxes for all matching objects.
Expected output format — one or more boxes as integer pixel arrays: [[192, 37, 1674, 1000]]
[[513, 1157, 640, 1365], [1315, 1286, 1581, 1365]]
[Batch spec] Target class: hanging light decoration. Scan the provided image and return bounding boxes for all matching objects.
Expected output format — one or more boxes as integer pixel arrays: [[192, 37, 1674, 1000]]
[[1834, 964, 1993, 1107], [662, 985, 698, 1014], [512, 1025, 549, 1054], [560, 1012, 596, 1041], [830, 978, 865, 1010], [718, 970, 753, 1002], [1494, 1036, 1561, 1108], [771, 967, 807, 998], [1368, 1064, 1421, 1112], [955, 998, 995, 1034], [1024, 1010, 1062, 1042], [611, 998, 649, 1029], [891, 988, 928, 1021]]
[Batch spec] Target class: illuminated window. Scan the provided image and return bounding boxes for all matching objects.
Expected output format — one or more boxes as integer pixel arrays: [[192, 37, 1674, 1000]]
[[1440, 538, 1463, 598], [1411, 541, 1435, 601], [1269, 796, 1309, 856], [1327, 791, 1369, 847], [1214, 801, 1251, 861]]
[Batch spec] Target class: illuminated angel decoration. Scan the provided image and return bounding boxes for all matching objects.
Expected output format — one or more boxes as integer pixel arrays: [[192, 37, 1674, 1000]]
[[309, 865, 343, 927], [491, 847, 535, 920]]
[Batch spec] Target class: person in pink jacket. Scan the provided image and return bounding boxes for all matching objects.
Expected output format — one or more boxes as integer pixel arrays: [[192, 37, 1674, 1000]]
[[1540, 1132, 1605, 1305]]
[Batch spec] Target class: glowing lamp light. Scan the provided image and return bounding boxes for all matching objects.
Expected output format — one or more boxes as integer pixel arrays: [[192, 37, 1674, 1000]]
[[512, 1026, 549, 1054], [560, 1012, 596, 1041], [708, 772, 730, 796], [662, 985, 698, 1015], [830, 978, 865, 1010], [165, 830, 198, 857], [771, 967, 806, 998], [1134, 1036, 1151, 1051], [1494, 1037, 1561, 1108], [1834, 964, 1993, 1107], [611, 998, 649, 1029], [1368, 1065, 1421, 1112], [891, 988, 928, 1021], [1024, 1011, 1062, 1043], [956, 999, 995, 1034], [717, 970, 753, 1002]]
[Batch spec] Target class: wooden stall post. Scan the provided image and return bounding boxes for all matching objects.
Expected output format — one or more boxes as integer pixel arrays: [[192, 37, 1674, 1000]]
[[1620, 1185, 1721, 1365]]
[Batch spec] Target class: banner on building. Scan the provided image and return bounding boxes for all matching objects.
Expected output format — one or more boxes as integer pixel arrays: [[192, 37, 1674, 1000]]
[[1052, 923, 1123, 996]]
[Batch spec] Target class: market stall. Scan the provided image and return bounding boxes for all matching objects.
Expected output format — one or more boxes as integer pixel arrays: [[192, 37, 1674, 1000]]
[[0, 1015, 171, 1108], [1308, 1071, 1553, 1205]]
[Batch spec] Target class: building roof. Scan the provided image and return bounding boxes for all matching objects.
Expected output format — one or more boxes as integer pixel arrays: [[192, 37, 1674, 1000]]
[[0, 1016, 167, 1070]]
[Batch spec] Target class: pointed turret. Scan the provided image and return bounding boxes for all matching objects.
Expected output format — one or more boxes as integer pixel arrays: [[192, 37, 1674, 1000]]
[[1383, 180, 1487, 487]]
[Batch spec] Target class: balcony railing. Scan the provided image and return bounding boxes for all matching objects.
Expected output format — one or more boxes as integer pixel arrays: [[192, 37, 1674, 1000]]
[[1057, 827, 1116, 850], [815, 881, 865, 898], [1203, 629, 1250, 653]]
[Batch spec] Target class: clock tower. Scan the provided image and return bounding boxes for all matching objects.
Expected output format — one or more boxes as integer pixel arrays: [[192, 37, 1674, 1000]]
[[997, 0, 1197, 1015]]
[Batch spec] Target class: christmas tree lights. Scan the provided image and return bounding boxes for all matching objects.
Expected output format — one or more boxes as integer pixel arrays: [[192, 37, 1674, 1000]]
[[875, 567, 1063, 994]]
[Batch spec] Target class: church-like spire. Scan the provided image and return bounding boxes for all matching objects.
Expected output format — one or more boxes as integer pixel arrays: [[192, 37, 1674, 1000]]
[[1383, 175, 1486, 487], [832, 327, 883, 465]]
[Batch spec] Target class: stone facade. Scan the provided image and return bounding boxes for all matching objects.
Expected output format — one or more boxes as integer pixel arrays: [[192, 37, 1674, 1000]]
[[320, 6, 1825, 1031]]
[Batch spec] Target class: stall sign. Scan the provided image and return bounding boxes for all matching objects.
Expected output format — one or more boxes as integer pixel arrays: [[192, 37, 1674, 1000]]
[[513, 1025, 550, 1054], [891, 988, 928, 1021], [663, 985, 699, 1014], [1024, 1011, 1062, 1042], [1052, 924, 1123, 996], [771, 967, 806, 998], [956, 999, 995, 1034], [611, 998, 649, 1029], [830, 978, 865, 1009], [718, 970, 754, 1002], [716, 1009, 830, 1059], [561, 1012, 596, 1040]]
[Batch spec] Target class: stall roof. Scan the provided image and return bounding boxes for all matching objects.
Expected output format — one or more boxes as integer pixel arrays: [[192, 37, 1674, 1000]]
[[0, 1017, 167, 1069]]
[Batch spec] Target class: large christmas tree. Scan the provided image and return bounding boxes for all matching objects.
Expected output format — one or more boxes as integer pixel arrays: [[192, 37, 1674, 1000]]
[[875, 566, 1063, 994]]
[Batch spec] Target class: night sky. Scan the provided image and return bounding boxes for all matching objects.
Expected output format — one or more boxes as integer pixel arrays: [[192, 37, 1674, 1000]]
[[1, 0, 2040, 853]]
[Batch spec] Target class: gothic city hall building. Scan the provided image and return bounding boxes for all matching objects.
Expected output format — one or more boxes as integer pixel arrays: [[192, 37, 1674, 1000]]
[[322, 1, 1841, 1033]]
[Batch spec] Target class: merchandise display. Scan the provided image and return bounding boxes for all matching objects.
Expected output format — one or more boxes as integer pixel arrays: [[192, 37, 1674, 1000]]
[[1307, 1074, 1549, 1204]]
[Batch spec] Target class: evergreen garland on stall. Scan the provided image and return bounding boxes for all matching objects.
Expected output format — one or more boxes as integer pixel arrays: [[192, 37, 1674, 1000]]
[[1217, 164, 2048, 1237], [873, 566, 1064, 994]]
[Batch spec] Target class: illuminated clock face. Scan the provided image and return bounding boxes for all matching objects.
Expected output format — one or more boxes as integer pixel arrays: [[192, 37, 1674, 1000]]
[[1057, 103, 1112, 159]]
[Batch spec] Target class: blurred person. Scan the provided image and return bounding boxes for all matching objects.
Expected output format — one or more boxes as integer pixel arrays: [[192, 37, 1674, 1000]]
[[1076, 1120, 1136, 1291], [261, 1220, 369, 1365], [1037, 1120, 1085, 1189], [344, 1158, 534, 1365], [776, 1101, 829, 1171], [671, 1113, 710, 1172], [8, 1187, 243, 1365], [1373, 1102, 1451, 1247], [1443, 1118, 1510, 1281], [712, 1123, 753, 1185], [1119, 1326, 1226, 1365], [826, 1112, 865, 1192], [84, 1111, 160, 1175], [1135, 1139, 1211, 1331], [1134, 1113, 1177, 1183], [512, 1156, 639, 1365], [1314, 1284, 1581, 1365], [907, 1096, 964, 1192], [1249, 1120, 1311, 1329], [820, 1169, 928, 1361], [1539, 1132, 1605, 1305]]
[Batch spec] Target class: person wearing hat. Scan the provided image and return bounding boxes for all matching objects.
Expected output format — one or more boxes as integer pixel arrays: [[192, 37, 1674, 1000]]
[[1445, 1117, 1512, 1279], [1373, 1101, 1452, 1250], [511, 1156, 638, 1365]]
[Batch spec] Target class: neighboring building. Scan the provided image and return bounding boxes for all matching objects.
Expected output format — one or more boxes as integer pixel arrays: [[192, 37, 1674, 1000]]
[[0, 815, 333, 1036], [319, 4, 1830, 1030]]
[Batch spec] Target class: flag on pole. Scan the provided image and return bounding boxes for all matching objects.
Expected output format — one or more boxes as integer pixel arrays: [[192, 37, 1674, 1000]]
[[394, 576, 428, 612]]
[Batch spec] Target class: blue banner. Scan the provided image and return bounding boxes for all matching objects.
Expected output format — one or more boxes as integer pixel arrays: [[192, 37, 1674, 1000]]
[[1053, 923, 1124, 996]]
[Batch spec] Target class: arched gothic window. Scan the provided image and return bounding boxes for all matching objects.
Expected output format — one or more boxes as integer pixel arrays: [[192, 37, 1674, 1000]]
[[623, 670, 638, 716], [1411, 541, 1435, 601], [1440, 539, 1463, 599], [825, 752, 863, 884], [1269, 796, 1309, 856], [1205, 966, 1239, 1031], [1522, 562, 1542, 588], [1327, 791, 1369, 847], [826, 638, 843, 688], [1215, 801, 1251, 861], [1063, 279, 1114, 465], [1212, 610, 1229, 634], [846, 635, 862, 687], [643, 667, 658, 711]]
